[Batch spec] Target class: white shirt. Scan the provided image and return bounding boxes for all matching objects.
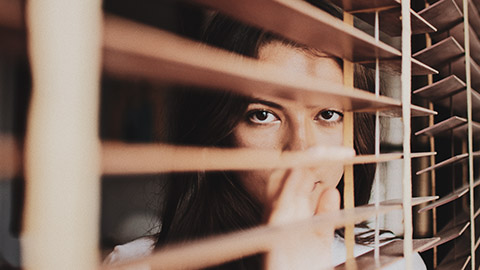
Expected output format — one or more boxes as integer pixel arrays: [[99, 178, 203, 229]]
[[104, 235, 427, 269]]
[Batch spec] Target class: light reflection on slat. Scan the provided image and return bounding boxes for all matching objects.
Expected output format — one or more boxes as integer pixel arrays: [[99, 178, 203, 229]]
[[364, 196, 439, 207]]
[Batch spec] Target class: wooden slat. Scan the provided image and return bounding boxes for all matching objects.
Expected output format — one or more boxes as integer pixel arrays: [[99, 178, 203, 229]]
[[187, 0, 437, 76], [415, 116, 480, 138], [453, 0, 480, 38], [416, 152, 480, 175], [328, 0, 399, 12], [421, 222, 470, 249], [437, 255, 471, 270], [440, 216, 480, 262], [415, 116, 467, 136], [24, 0, 102, 269], [334, 238, 440, 270], [0, 138, 434, 177], [362, 57, 438, 76], [435, 89, 480, 121], [354, 7, 436, 37], [418, 0, 463, 32], [413, 75, 466, 100], [102, 143, 354, 175], [187, 0, 400, 63], [101, 204, 402, 270], [412, 36, 464, 68], [102, 142, 434, 175], [450, 22, 480, 64], [104, 15, 431, 115], [364, 196, 439, 207], [373, 104, 437, 117], [418, 180, 480, 213], [446, 55, 480, 90]]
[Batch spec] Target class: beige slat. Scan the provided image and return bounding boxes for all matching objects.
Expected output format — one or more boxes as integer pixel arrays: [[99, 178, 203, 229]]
[[371, 104, 437, 117], [361, 57, 438, 76], [441, 230, 480, 264], [435, 89, 480, 121], [413, 75, 465, 100], [102, 142, 435, 175], [416, 152, 480, 175], [327, 0, 400, 12], [418, 0, 463, 32], [0, 138, 434, 177], [334, 238, 440, 270], [441, 232, 475, 266], [414, 116, 467, 136], [450, 22, 480, 64], [23, 0, 102, 269], [100, 204, 402, 270], [454, 0, 480, 38], [354, 7, 436, 37], [421, 222, 470, 249], [437, 255, 471, 270], [412, 36, 464, 68], [102, 143, 354, 175], [363, 196, 439, 207], [418, 179, 480, 213], [187, 0, 401, 63], [445, 55, 480, 90], [415, 116, 480, 138]]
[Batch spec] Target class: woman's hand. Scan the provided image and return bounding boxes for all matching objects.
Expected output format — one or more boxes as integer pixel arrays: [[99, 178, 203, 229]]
[[265, 169, 340, 270]]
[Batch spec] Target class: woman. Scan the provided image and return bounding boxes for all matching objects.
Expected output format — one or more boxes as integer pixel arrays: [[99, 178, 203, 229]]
[[106, 1, 426, 269]]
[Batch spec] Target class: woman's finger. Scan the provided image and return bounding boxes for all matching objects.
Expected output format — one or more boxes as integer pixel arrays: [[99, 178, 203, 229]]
[[267, 168, 316, 224]]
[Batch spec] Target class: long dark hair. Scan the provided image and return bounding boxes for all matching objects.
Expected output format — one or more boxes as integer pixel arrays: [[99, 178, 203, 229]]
[[155, 2, 376, 269]]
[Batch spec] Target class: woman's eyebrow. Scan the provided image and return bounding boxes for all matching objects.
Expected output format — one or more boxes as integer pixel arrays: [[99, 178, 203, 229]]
[[249, 98, 284, 110]]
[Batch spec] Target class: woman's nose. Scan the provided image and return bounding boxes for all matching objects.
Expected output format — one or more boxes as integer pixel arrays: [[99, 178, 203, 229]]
[[283, 117, 316, 151]]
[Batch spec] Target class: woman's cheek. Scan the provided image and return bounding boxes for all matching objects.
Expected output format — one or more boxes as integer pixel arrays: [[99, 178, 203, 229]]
[[236, 170, 271, 205]]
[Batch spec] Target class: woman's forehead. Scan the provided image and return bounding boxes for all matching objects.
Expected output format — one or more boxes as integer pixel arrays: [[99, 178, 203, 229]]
[[255, 41, 345, 109], [247, 92, 344, 110], [258, 41, 343, 84]]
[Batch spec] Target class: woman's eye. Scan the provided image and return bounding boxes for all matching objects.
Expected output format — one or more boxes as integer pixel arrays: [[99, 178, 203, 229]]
[[247, 110, 279, 124], [316, 110, 343, 123]]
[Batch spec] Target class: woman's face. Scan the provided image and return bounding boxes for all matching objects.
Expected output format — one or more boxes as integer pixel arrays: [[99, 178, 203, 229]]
[[232, 41, 345, 206]]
